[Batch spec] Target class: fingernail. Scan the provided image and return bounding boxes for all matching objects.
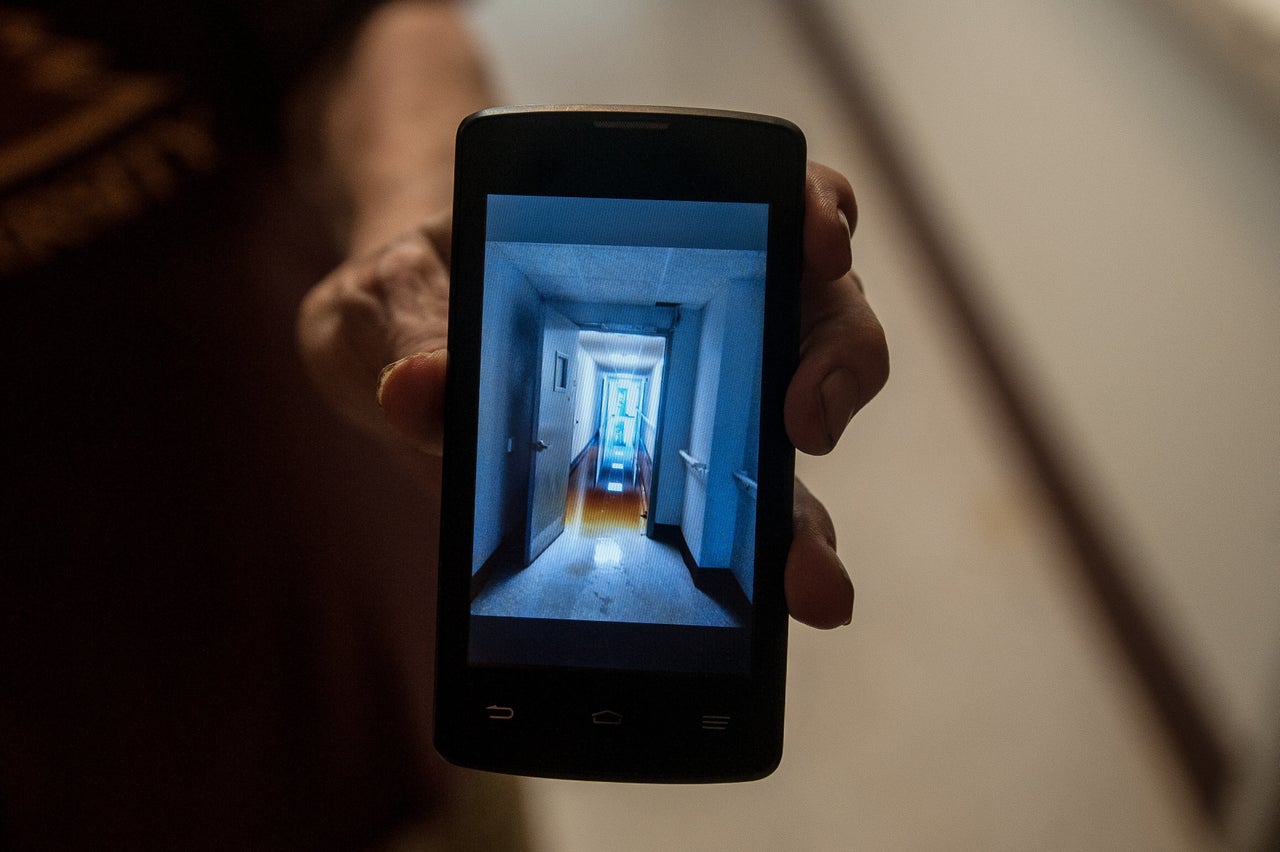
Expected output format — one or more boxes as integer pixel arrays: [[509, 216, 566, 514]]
[[839, 559, 854, 626], [819, 369, 859, 448], [837, 208, 852, 242], [377, 355, 414, 407]]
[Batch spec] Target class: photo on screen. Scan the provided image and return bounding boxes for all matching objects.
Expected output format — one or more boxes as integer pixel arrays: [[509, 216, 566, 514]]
[[467, 195, 768, 672]]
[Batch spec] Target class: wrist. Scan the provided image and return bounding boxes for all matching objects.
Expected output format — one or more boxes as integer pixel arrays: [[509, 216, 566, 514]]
[[328, 2, 492, 255], [349, 177, 452, 257]]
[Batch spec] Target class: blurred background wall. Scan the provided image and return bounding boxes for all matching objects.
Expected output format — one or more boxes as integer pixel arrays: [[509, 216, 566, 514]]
[[466, 1, 1280, 848]]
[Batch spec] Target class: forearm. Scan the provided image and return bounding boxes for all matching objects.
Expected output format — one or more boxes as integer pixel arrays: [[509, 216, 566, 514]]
[[320, 1, 494, 255]]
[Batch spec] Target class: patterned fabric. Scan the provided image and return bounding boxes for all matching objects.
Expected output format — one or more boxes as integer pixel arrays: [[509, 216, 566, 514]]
[[0, 10, 217, 275]]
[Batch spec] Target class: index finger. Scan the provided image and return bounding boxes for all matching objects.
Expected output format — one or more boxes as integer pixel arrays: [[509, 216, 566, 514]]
[[784, 165, 888, 454], [803, 162, 858, 285]]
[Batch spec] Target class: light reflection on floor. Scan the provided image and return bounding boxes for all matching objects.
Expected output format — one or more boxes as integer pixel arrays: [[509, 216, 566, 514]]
[[470, 446, 739, 627]]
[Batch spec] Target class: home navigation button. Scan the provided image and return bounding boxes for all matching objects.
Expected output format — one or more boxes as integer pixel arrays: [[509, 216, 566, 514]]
[[591, 709, 624, 726]]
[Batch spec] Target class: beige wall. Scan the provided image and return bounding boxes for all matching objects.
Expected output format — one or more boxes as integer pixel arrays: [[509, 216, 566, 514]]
[[466, 0, 1265, 847], [813, 0, 1280, 842]]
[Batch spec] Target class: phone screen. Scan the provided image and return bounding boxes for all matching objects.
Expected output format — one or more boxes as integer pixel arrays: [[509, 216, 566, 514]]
[[468, 194, 768, 675]]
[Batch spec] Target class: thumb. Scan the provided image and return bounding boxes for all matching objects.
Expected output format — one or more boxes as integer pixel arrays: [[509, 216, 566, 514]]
[[377, 350, 448, 455]]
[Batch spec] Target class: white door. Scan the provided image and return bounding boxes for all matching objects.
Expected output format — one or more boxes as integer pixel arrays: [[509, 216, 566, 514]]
[[525, 308, 578, 563]]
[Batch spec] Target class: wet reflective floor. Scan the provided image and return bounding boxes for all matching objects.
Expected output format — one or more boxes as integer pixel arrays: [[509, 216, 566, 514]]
[[470, 445, 738, 627]]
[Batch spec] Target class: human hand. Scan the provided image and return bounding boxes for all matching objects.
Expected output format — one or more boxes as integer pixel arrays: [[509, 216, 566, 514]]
[[783, 162, 889, 628], [297, 212, 454, 464], [296, 161, 888, 628]]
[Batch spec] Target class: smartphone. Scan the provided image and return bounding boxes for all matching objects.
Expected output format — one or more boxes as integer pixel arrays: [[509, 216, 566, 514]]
[[434, 105, 806, 782]]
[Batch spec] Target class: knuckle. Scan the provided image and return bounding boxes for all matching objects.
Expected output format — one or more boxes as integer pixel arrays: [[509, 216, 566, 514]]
[[299, 266, 386, 364], [370, 232, 441, 289]]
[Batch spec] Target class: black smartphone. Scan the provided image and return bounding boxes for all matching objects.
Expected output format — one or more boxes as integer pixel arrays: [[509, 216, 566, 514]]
[[434, 105, 806, 782]]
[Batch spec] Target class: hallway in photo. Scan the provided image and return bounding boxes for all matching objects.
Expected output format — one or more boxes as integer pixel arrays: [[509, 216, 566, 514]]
[[471, 442, 743, 627]]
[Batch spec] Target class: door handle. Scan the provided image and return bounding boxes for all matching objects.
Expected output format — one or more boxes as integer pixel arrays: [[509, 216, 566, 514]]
[[534, 440, 551, 451]]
